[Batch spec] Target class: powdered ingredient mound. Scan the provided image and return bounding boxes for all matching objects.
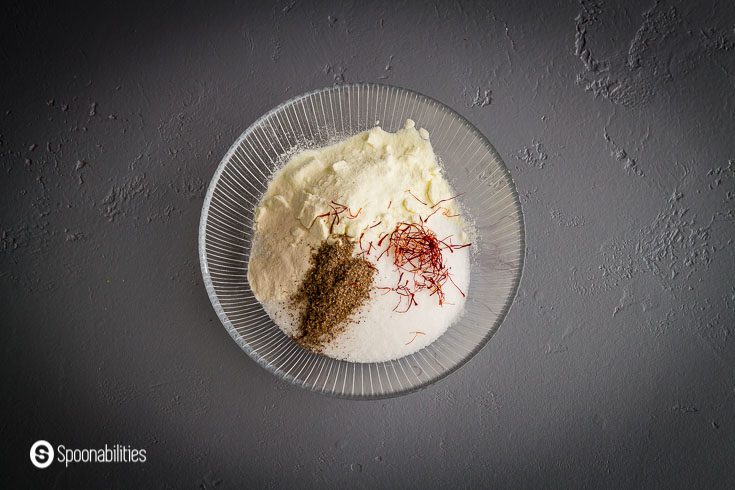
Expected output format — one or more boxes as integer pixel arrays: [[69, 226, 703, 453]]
[[292, 238, 375, 350]]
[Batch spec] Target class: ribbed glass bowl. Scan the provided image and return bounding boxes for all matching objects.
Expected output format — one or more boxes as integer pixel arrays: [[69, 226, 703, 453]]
[[199, 83, 524, 399]]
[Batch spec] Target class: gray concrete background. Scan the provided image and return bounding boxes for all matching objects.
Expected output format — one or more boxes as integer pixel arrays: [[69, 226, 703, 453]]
[[2, 0, 734, 487]]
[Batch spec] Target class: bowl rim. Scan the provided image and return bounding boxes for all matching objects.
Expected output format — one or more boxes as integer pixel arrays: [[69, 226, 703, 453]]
[[198, 82, 526, 400]]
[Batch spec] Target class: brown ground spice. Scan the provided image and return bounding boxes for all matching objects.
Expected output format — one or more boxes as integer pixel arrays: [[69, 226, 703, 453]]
[[292, 237, 375, 351]]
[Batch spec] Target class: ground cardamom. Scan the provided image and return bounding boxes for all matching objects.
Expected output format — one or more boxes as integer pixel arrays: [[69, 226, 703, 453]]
[[292, 237, 375, 351]]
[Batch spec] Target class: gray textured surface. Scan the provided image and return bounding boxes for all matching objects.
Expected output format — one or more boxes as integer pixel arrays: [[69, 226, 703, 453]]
[[2, 0, 734, 487]]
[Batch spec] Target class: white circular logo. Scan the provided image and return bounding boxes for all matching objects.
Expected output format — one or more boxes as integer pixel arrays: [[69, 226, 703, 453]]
[[30, 440, 54, 468]]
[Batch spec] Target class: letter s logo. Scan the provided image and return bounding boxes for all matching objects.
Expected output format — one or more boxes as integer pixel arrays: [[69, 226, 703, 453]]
[[30, 440, 54, 468]]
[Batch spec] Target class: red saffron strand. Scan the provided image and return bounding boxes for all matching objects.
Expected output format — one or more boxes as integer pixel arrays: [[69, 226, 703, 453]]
[[447, 274, 466, 297], [423, 207, 442, 222], [405, 331, 426, 345], [314, 201, 363, 231], [375, 219, 470, 312], [405, 189, 428, 206], [431, 193, 464, 209]]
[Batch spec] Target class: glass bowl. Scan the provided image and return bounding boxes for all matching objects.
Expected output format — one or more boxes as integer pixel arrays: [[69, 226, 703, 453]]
[[199, 83, 524, 399]]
